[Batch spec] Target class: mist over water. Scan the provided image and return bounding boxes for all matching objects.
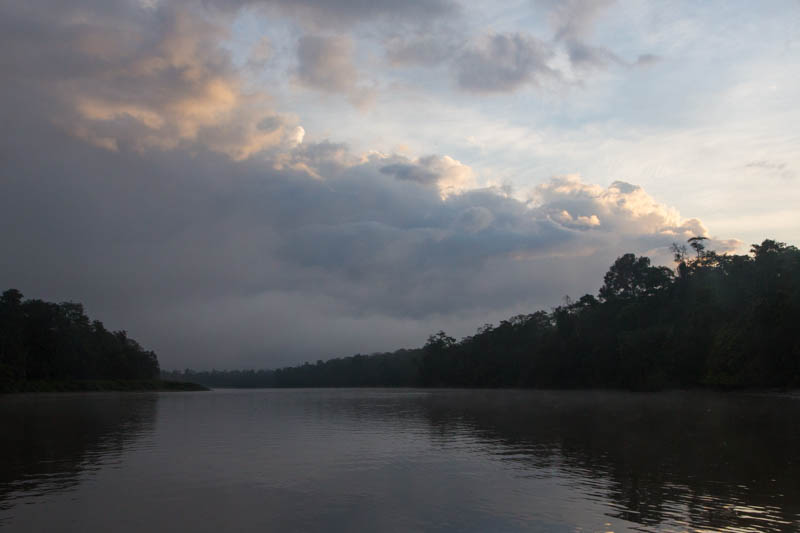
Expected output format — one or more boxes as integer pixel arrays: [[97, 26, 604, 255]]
[[1, 389, 798, 532]]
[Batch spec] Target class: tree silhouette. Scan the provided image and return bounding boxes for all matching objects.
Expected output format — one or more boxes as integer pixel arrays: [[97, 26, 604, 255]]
[[0, 291, 161, 391]]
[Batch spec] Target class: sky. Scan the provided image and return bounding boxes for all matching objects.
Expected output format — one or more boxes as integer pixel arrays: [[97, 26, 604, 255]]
[[1, 0, 798, 370]]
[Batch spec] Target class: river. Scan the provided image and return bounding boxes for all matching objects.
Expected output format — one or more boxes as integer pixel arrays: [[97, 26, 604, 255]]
[[1, 389, 798, 532]]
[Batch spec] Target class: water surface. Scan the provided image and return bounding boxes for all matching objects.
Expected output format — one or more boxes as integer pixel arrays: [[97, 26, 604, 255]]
[[1, 389, 798, 532]]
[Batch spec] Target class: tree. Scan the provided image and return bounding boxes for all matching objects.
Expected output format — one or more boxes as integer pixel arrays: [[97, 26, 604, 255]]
[[0, 289, 162, 390], [599, 254, 669, 301], [0, 289, 26, 381], [425, 331, 456, 350], [670, 242, 688, 264], [688, 236, 709, 258], [751, 239, 788, 259]]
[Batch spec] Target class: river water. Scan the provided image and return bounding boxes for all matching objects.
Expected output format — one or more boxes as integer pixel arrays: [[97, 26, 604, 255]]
[[1, 389, 798, 532]]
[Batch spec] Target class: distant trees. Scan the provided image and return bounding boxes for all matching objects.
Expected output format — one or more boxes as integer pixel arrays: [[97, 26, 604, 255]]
[[171, 236, 800, 391], [163, 349, 422, 388], [0, 291, 160, 391]]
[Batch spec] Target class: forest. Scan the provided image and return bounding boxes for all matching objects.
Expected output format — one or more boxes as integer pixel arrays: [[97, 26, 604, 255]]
[[0, 290, 200, 392], [165, 238, 800, 390]]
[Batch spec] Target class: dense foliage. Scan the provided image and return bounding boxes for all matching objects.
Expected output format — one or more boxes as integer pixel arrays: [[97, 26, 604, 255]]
[[170, 238, 800, 390], [0, 290, 160, 391], [421, 239, 800, 390]]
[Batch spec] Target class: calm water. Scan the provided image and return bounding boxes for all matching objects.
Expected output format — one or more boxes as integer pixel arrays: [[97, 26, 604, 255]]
[[1, 389, 799, 532]]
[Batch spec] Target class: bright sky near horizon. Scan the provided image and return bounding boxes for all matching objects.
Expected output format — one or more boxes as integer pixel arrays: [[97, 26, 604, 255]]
[[1, 0, 798, 369]]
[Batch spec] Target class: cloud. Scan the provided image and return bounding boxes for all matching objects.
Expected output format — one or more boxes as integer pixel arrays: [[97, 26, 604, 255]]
[[248, 37, 273, 67], [456, 33, 559, 92], [745, 160, 787, 171], [294, 34, 375, 107], [228, 0, 459, 29], [379, 154, 475, 197], [635, 53, 661, 67], [564, 40, 622, 69], [0, 105, 734, 367], [0, 1, 303, 160], [385, 35, 458, 66], [383, 0, 657, 90], [385, 2, 638, 93], [0, 0, 739, 369], [536, 0, 657, 71], [744, 160, 795, 180], [545, 0, 616, 42], [531, 175, 740, 254]]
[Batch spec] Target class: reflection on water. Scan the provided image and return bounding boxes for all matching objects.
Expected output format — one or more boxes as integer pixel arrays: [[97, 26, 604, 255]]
[[0, 393, 157, 516], [0, 389, 798, 532], [417, 390, 800, 532]]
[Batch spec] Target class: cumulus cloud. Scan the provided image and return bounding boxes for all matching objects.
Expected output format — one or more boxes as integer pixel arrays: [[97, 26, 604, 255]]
[[456, 33, 559, 92], [0, 1, 303, 160], [379, 154, 476, 197], [532, 175, 740, 254]]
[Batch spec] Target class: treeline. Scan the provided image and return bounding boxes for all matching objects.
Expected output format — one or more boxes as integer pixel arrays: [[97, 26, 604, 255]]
[[162, 349, 421, 388], [170, 238, 800, 390], [421, 238, 800, 390], [0, 290, 160, 392]]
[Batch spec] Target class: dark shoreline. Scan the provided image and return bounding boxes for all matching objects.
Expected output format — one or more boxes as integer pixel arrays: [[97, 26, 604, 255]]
[[159, 383, 800, 395], [0, 379, 209, 393]]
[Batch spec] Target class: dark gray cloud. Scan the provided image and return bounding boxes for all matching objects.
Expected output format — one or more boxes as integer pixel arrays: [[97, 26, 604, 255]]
[[456, 33, 558, 92]]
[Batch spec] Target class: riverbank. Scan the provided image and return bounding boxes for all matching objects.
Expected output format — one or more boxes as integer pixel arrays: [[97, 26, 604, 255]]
[[0, 379, 209, 393]]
